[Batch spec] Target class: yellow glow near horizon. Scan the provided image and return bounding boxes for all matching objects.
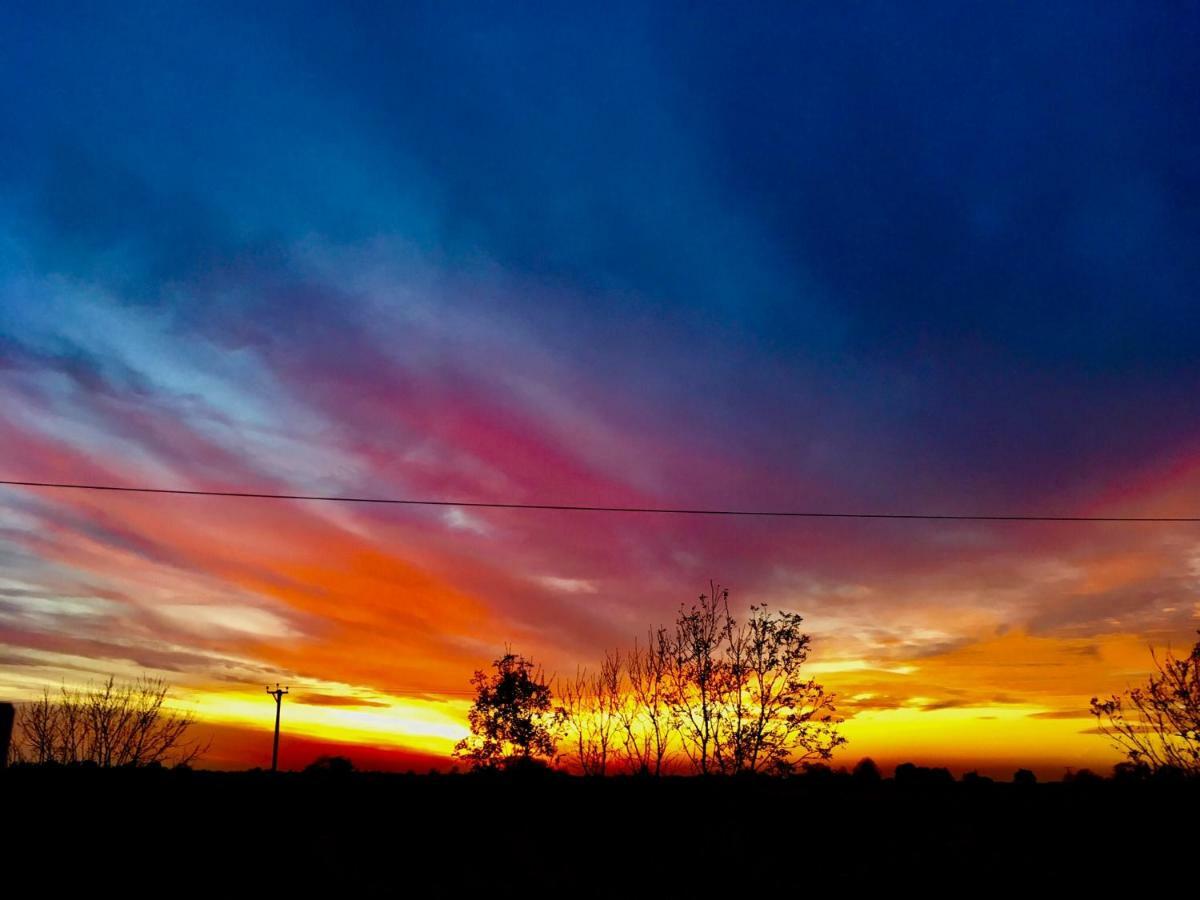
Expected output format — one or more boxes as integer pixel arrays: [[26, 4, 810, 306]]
[[839, 703, 1120, 774], [0, 630, 1152, 774], [177, 685, 471, 756]]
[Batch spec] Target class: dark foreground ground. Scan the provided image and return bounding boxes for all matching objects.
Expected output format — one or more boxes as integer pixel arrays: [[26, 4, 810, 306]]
[[4, 766, 1194, 895]]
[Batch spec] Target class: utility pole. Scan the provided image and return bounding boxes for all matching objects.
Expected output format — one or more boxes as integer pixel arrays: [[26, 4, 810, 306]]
[[266, 684, 288, 772]]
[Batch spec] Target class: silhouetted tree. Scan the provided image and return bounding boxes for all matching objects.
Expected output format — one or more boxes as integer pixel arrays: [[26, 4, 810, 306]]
[[1090, 633, 1200, 776], [665, 583, 844, 775], [667, 584, 732, 775], [894, 762, 954, 786], [852, 757, 882, 784], [558, 650, 622, 775], [14, 676, 205, 767], [454, 651, 557, 769], [718, 601, 845, 774], [621, 629, 675, 775], [1012, 768, 1037, 786]]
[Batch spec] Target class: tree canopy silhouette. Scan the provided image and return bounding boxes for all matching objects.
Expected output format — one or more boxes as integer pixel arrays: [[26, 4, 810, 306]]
[[454, 651, 557, 769], [1090, 632, 1200, 776]]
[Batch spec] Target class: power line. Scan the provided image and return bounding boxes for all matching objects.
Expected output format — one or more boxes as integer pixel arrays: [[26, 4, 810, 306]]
[[0, 477, 1197, 523]]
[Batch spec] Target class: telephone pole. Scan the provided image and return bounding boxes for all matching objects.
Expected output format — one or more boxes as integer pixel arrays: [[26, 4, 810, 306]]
[[266, 684, 288, 772]]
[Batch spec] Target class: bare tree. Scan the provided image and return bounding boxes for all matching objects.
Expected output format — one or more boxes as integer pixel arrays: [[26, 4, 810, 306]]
[[662, 584, 844, 776], [1091, 634, 1200, 776], [15, 676, 206, 767], [667, 584, 734, 775], [58, 685, 85, 764], [717, 604, 845, 774], [621, 628, 675, 775], [558, 668, 592, 773], [558, 650, 622, 775], [595, 649, 622, 774], [17, 690, 58, 765]]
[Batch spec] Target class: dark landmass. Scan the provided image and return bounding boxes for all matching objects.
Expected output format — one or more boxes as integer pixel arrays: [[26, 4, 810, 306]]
[[4, 764, 1193, 894]]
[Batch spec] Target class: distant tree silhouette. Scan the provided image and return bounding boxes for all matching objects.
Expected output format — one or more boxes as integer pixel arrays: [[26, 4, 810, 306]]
[[1111, 761, 1151, 783], [852, 757, 882, 784], [454, 651, 557, 769], [13, 676, 205, 767], [1090, 632, 1200, 776], [894, 762, 954, 786], [799, 761, 835, 781], [305, 755, 355, 775], [893, 762, 918, 784], [1012, 768, 1037, 786], [961, 771, 993, 786]]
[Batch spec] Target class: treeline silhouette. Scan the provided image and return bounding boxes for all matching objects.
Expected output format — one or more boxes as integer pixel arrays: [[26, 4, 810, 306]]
[[10, 675, 206, 767], [455, 584, 845, 775]]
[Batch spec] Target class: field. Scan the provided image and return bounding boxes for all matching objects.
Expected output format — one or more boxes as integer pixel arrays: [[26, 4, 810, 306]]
[[5, 766, 1192, 895]]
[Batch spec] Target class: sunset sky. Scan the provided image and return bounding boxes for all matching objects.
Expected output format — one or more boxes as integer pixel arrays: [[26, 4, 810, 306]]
[[2, 4, 1199, 777]]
